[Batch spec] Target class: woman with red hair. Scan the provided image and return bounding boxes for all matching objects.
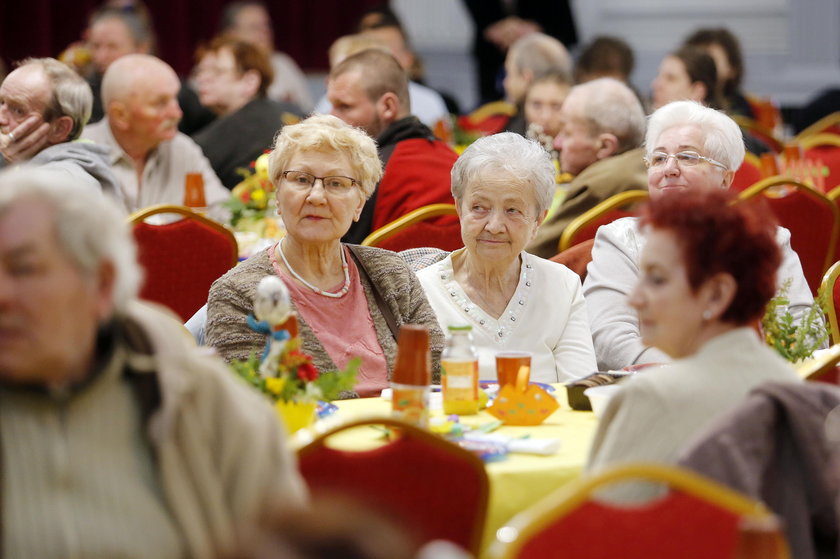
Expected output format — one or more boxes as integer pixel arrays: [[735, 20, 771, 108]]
[[586, 188, 801, 476]]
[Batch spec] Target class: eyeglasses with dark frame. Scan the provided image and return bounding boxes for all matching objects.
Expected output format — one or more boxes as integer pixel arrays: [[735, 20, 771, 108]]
[[644, 151, 728, 171], [281, 170, 359, 195]]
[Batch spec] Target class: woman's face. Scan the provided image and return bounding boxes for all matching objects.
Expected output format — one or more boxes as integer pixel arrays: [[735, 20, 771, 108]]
[[647, 124, 732, 199], [629, 229, 709, 358], [524, 81, 570, 138], [652, 56, 699, 109], [275, 149, 365, 245], [458, 170, 545, 264]]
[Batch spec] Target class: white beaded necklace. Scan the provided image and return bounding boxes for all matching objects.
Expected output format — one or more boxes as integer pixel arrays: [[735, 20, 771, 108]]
[[276, 239, 350, 298]]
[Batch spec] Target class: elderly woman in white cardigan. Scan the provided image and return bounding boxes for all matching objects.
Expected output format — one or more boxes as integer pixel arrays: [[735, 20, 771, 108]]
[[584, 100, 814, 372], [417, 133, 597, 383]]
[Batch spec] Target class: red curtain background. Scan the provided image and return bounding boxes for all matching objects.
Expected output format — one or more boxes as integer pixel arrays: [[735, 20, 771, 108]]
[[0, 0, 384, 76]]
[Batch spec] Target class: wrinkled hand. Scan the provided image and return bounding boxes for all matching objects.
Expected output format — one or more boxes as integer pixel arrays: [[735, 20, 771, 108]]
[[1, 115, 51, 164]]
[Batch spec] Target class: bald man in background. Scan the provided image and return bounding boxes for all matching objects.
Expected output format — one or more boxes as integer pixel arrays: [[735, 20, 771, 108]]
[[82, 54, 228, 213]]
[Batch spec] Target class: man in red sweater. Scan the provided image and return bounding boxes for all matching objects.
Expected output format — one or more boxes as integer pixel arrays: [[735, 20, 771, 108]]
[[327, 49, 458, 244]]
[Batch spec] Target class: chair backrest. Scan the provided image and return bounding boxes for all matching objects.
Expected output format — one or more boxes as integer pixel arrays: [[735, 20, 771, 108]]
[[796, 135, 840, 191], [457, 100, 517, 136], [361, 203, 463, 252], [794, 111, 840, 142], [297, 417, 489, 556], [488, 463, 787, 559], [746, 93, 783, 133], [731, 152, 764, 193], [820, 261, 840, 346], [558, 190, 649, 253], [738, 177, 840, 295], [129, 205, 238, 321], [550, 238, 594, 282], [797, 341, 840, 385], [731, 114, 784, 153], [678, 381, 840, 559]]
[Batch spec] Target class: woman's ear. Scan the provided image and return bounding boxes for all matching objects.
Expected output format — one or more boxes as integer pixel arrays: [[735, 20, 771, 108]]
[[352, 190, 366, 222], [690, 81, 708, 103], [700, 272, 737, 321]]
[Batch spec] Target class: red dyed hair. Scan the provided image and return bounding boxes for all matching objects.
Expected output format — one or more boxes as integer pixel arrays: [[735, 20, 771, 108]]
[[640, 189, 780, 325]]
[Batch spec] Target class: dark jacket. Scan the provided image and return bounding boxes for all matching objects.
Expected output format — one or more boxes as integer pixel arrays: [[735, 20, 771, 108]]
[[193, 96, 303, 189], [342, 116, 458, 244]]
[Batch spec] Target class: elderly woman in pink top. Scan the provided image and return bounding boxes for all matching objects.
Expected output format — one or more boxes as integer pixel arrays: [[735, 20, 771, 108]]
[[206, 114, 443, 397]]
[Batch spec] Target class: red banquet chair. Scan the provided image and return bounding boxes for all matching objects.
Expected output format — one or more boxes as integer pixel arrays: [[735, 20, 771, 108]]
[[129, 205, 238, 321], [731, 152, 763, 193], [297, 417, 489, 556], [487, 463, 789, 559], [797, 134, 840, 191], [794, 111, 840, 142], [361, 203, 463, 252], [821, 261, 840, 347], [738, 177, 840, 295], [558, 190, 649, 253]]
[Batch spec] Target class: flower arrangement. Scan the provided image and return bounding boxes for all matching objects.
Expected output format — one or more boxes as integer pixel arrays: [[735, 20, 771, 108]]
[[231, 336, 359, 404], [224, 151, 280, 232], [228, 276, 359, 431], [762, 279, 829, 362]]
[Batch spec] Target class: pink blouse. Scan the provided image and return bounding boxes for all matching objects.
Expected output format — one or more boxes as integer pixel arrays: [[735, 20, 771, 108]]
[[270, 244, 389, 397]]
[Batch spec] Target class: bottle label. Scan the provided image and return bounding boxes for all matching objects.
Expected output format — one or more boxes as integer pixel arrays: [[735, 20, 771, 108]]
[[442, 360, 479, 415], [392, 384, 430, 427]]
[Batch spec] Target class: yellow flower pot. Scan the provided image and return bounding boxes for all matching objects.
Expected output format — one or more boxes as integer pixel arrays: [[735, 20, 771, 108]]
[[275, 399, 317, 434]]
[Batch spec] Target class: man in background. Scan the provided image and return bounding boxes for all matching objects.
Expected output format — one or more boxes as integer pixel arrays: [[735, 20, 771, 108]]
[[85, 7, 213, 134], [527, 78, 647, 259], [0, 57, 122, 208], [502, 32, 572, 135], [327, 49, 458, 244], [82, 54, 228, 213], [0, 167, 306, 557]]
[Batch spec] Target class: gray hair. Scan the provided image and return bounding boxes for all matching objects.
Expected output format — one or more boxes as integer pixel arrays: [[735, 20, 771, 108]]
[[17, 58, 92, 141], [645, 100, 745, 171], [568, 77, 645, 153], [0, 168, 141, 314], [269, 114, 383, 199], [451, 132, 555, 214], [508, 32, 572, 82]]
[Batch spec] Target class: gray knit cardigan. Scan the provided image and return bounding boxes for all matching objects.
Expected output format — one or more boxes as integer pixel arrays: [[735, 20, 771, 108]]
[[206, 244, 443, 397]]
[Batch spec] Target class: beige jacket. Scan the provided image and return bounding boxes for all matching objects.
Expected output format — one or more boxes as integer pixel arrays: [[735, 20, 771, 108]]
[[124, 301, 307, 558], [527, 148, 648, 259]]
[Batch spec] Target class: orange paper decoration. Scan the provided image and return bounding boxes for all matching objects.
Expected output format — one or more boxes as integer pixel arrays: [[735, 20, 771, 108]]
[[486, 383, 559, 425]]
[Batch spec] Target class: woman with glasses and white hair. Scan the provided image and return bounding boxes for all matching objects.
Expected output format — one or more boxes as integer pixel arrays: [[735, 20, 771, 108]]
[[206, 114, 443, 398], [584, 100, 813, 371], [417, 133, 597, 383]]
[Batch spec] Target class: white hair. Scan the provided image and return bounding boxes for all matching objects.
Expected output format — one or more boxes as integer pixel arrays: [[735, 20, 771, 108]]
[[0, 168, 141, 314], [451, 132, 555, 214], [645, 100, 745, 171]]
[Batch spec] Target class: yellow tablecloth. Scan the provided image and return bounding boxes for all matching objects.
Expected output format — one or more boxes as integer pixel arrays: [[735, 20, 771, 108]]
[[306, 387, 598, 556]]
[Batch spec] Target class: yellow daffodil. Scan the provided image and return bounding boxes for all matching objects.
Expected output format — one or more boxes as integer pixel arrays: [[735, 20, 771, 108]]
[[255, 153, 271, 179], [265, 376, 287, 396]]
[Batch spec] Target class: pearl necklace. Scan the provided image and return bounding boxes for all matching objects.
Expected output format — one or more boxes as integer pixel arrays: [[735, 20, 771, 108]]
[[276, 240, 350, 298]]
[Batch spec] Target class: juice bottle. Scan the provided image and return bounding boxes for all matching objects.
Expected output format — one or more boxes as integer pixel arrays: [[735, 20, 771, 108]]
[[391, 324, 431, 427], [441, 325, 479, 415]]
